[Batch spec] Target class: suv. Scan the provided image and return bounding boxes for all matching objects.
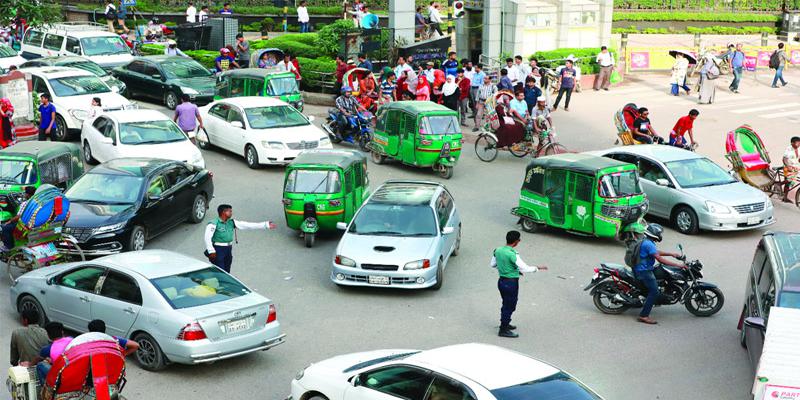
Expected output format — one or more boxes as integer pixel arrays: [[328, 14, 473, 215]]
[[20, 23, 133, 70], [20, 56, 126, 95], [738, 231, 800, 368], [26, 66, 132, 141]]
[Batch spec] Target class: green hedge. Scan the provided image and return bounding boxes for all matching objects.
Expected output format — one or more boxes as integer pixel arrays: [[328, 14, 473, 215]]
[[613, 25, 777, 34], [297, 56, 336, 92], [613, 0, 789, 10], [529, 48, 612, 74], [316, 19, 359, 57], [613, 11, 780, 22]]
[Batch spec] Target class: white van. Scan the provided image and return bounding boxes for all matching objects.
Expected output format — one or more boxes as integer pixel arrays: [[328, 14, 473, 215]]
[[20, 22, 133, 70]]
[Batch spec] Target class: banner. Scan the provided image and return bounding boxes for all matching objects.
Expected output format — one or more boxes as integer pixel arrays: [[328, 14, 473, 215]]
[[625, 46, 800, 72], [763, 385, 800, 400]]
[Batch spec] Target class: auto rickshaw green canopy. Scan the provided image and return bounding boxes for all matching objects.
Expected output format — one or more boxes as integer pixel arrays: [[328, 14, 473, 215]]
[[0, 141, 84, 180], [378, 100, 455, 114], [289, 149, 366, 170], [525, 153, 629, 176]]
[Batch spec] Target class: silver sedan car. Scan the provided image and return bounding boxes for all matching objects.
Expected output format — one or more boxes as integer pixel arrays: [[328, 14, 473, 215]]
[[332, 180, 461, 290], [596, 145, 774, 234], [9, 250, 285, 371]]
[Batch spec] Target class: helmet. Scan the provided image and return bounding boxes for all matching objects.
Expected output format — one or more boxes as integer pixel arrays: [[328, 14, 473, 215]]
[[644, 223, 664, 242], [341, 86, 352, 94]]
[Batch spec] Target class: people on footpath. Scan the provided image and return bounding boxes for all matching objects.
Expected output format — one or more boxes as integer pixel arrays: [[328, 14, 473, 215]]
[[456, 69, 471, 125], [782, 136, 800, 202], [174, 94, 203, 145], [442, 52, 458, 77], [9, 308, 49, 367], [697, 52, 719, 104], [490, 230, 548, 338], [728, 43, 745, 93], [104, 0, 117, 33], [38, 94, 56, 141], [670, 52, 691, 96], [669, 109, 698, 149], [204, 204, 276, 274], [186, 1, 196, 23], [219, 2, 233, 15], [469, 64, 485, 117], [553, 59, 576, 111], [771, 42, 790, 88], [632, 224, 685, 325], [198, 5, 209, 22], [297, 1, 310, 33], [235, 33, 250, 68], [428, 2, 444, 38], [115, 0, 130, 34], [441, 75, 459, 112], [498, 68, 513, 91], [594, 46, 614, 91]]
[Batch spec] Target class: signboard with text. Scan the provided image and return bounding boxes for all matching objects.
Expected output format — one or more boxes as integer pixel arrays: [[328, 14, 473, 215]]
[[763, 385, 800, 400], [398, 37, 451, 66]]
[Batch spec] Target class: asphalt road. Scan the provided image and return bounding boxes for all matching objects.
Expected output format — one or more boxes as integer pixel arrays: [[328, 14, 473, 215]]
[[3, 70, 800, 400]]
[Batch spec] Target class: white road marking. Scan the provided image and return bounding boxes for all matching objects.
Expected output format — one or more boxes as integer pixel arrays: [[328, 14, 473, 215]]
[[761, 109, 800, 119], [730, 102, 800, 113]]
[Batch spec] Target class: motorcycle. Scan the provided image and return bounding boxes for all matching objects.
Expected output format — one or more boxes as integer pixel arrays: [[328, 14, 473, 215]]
[[583, 245, 724, 317], [322, 109, 372, 152]]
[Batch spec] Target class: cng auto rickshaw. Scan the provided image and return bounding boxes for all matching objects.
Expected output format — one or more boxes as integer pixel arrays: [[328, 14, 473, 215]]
[[283, 149, 369, 247], [511, 153, 649, 239], [370, 101, 462, 179], [215, 67, 303, 111], [0, 142, 84, 222]]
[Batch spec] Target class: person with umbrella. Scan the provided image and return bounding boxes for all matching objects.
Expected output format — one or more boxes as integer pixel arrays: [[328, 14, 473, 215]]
[[670, 50, 693, 96]]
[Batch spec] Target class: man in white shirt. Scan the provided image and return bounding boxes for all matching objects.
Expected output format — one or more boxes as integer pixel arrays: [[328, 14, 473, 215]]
[[428, 2, 444, 38], [782, 136, 800, 202], [514, 55, 531, 83], [185, 1, 196, 23], [594, 45, 615, 91], [198, 5, 209, 22], [394, 56, 413, 81], [505, 58, 521, 88], [297, 1, 310, 33]]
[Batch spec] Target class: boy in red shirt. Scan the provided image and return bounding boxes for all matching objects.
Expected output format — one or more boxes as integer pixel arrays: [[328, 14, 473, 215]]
[[669, 109, 699, 149], [456, 68, 471, 125]]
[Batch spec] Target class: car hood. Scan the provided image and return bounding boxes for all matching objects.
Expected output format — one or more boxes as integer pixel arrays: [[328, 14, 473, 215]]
[[306, 349, 420, 376], [251, 124, 329, 143], [119, 140, 203, 166], [65, 201, 136, 228], [338, 234, 437, 265], [0, 55, 26, 68], [682, 181, 768, 207], [172, 77, 216, 94]]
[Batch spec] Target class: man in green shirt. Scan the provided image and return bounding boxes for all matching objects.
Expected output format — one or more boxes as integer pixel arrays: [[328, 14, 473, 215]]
[[9, 309, 49, 367], [204, 204, 276, 273], [489, 230, 547, 338]]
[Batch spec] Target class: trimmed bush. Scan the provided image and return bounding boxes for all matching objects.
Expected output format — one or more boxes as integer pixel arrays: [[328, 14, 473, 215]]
[[613, 25, 777, 34], [316, 19, 358, 57], [614, 11, 780, 22], [529, 47, 615, 74], [297, 56, 336, 92]]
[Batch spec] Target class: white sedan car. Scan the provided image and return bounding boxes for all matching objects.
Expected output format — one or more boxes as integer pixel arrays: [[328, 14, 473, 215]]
[[290, 343, 603, 400], [81, 109, 205, 168], [198, 96, 331, 169]]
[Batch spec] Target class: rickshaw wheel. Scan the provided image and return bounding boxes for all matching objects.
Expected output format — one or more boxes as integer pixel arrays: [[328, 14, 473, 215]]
[[7, 250, 40, 282], [795, 186, 800, 209], [520, 218, 541, 233], [371, 150, 385, 164], [304, 233, 315, 248], [437, 165, 453, 179], [509, 143, 529, 158], [542, 143, 568, 156], [474, 134, 498, 162], [57, 235, 86, 264]]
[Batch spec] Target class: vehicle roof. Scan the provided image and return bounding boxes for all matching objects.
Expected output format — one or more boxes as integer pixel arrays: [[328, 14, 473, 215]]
[[379, 100, 456, 114], [763, 231, 800, 292], [604, 144, 702, 163], [22, 66, 94, 78], [369, 180, 443, 206], [214, 96, 288, 108], [289, 149, 365, 169], [527, 153, 632, 175], [139, 55, 198, 64], [0, 141, 80, 159], [88, 158, 176, 177], [22, 56, 91, 65], [754, 307, 800, 381], [38, 27, 121, 39], [408, 343, 559, 390], [100, 250, 214, 279], [219, 68, 295, 79], [102, 109, 170, 123]]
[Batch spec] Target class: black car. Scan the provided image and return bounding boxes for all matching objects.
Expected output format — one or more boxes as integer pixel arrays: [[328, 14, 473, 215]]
[[738, 231, 800, 367], [63, 158, 213, 255], [111, 55, 216, 109]]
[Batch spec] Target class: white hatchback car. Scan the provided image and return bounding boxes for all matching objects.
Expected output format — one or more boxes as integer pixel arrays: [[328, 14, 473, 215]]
[[81, 109, 205, 168], [0, 44, 26, 72], [198, 97, 331, 168], [289, 343, 604, 400], [27, 66, 132, 141]]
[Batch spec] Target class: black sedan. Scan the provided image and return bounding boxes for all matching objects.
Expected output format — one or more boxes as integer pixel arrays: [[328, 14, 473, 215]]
[[111, 55, 216, 109], [63, 158, 214, 255]]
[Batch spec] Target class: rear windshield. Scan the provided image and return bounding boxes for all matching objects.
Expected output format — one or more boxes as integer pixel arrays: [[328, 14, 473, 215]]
[[0, 45, 17, 58], [152, 267, 251, 309], [62, 60, 109, 77], [599, 171, 642, 198], [49, 75, 110, 97], [285, 170, 341, 194], [490, 372, 602, 400]]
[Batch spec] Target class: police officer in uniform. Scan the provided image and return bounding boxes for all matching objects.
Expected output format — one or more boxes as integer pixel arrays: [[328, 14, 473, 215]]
[[204, 204, 276, 273], [489, 230, 547, 338]]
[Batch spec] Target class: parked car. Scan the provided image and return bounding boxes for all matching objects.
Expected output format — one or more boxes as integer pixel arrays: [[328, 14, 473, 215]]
[[595, 145, 774, 234], [20, 55, 126, 94], [27, 66, 132, 141], [332, 180, 461, 290], [20, 23, 133, 69], [198, 97, 331, 168], [10, 250, 285, 371], [0, 43, 26, 72], [289, 343, 603, 400], [62, 158, 213, 255], [738, 231, 800, 368], [112, 55, 216, 109], [81, 109, 205, 168]]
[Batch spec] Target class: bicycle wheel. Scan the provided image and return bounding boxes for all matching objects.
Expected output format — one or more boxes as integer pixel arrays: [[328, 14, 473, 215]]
[[474, 134, 498, 162], [509, 142, 529, 158], [795, 183, 800, 209], [540, 142, 568, 156]]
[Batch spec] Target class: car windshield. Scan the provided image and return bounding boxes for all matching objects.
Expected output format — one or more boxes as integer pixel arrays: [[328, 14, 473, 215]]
[[285, 170, 340, 194], [49, 75, 110, 97], [349, 203, 437, 236], [0, 45, 17, 58], [665, 158, 736, 188], [80, 36, 129, 56], [62, 60, 109, 77], [161, 59, 211, 79], [151, 267, 251, 309], [422, 115, 460, 136], [490, 372, 602, 400], [267, 77, 298, 96], [599, 170, 642, 197], [0, 160, 37, 185], [119, 120, 187, 145], [66, 173, 143, 204], [244, 105, 309, 129], [779, 291, 800, 308]]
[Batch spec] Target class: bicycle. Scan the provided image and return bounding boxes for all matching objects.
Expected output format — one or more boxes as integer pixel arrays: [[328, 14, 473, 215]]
[[768, 167, 800, 208], [474, 121, 568, 162]]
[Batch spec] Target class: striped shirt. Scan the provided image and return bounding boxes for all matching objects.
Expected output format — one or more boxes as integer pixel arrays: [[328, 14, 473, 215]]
[[381, 81, 396, 97], [477, 83, 496, 101]]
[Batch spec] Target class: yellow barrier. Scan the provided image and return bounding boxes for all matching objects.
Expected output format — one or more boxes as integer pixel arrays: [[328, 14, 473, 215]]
[[625, 46, 800, 72]]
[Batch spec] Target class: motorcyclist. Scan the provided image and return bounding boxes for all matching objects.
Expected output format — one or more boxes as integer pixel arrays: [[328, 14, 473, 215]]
[[334, 86, 365, 139], [633, 224, 685, 325]]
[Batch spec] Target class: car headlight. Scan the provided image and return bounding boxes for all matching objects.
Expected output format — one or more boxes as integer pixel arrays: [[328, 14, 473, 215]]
[[705, 201, 732, 214], [69, 109, 90, 121], [404, 259, 430, 270], [117, 81, 126, 91], [181, 87, 199, 95], [92, 222, 127, 235], [294, 100, 303, 108], [262, 141, 284, 150], [334, 255, 355, 267]]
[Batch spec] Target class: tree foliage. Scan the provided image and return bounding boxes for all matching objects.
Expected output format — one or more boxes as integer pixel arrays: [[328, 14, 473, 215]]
[[3, 0, 62, 27]]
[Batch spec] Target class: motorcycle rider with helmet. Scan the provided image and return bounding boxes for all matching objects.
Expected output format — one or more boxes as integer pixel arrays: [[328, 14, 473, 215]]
[[334, 86, 366, 140], [633, 224, 686, 325]]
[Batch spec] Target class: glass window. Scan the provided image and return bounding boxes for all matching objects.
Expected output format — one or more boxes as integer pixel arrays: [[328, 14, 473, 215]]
[[491, 372, 601, 400], [247, 78, 264, 96], [345, 168, 353, 193], [126, 60, 145, 74], [0, 45, 17, 58], [48, 76, 111, 97], [92, 116, 109, 133], [80, 36, 129, 56], [230, 77, 246, 96], [285, 170, 341, 194], [386, 110, 401, 136], [141, 63, 160, 77], [523, 167, 544, 194], [375, 108, 387, 131], [32, 76, 50, 96], [147, 175, 170, 197], [227, 108, 245, 125], [118, 120, 187, 145], [599, 171, 642, 198], [159, 58, 211, 79], [244, 106, 309, 129], [58, 266, 106, 293], [39, 154, 71, 186], [99, 271, 142, 305], [422, 115, 460, 136], [24, 30, 45, 46], [62, 60, 108, 77], [349, 203, 437, 236], [266, 77, 298, 96], [65, 37, 81, 55], [573, 173, 593, 202], [0, 159, 37, 185], [778, 291, 800, 308], [164, 166, 193, 186], [43, 34, 64, 51], [435, 192, 453, 230], [209, 103, 230, 119], [360, 366, 432, 399], [665, 158, 736, 189], [638, 158, 668, 182], [66, 173, 144, 204], [606, 153, 638, 165], [427, 376, 476, 400], [582, 11, 597, 24], [151, 267, 252, 309]]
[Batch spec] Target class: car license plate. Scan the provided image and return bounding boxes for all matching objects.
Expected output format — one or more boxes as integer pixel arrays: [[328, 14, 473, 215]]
[[747, 217, 760, 225], [222, 316, 254, 334], [368, 276, 390, 285]]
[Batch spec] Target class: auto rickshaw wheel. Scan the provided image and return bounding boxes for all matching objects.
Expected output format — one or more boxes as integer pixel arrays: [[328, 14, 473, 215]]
[[474, 134, 498, 162], [371, 150, 385, 164], [304, 233, 315, 248], [520, 218, 541, 233], [437, 165, 453, 179]]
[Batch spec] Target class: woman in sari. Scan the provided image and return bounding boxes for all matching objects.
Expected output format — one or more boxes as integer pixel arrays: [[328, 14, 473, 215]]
[[0, 98, 14, 149]]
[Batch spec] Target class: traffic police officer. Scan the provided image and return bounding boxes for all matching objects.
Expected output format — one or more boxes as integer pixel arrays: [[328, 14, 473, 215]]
[[204, 204, 276, 273]]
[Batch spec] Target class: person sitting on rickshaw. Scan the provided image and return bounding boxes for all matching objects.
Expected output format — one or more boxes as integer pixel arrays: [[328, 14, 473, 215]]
[[357, 91, 376, 114], [334, 86, 366, 138], [508, 90, 530, 123], [1, 186, 36, 251], [531, 97, 553, 151], [632, 107, 664, 144], [360, 73, 378, 99], [783, 136, 800, 202], [495, 98, 525, 149]]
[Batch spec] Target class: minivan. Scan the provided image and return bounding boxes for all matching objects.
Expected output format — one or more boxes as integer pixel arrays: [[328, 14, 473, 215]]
[[21, 23, 133, 70]]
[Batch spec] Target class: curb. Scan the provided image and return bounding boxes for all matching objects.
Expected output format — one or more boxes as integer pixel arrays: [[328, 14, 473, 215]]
[[303, 91, 335, 107]]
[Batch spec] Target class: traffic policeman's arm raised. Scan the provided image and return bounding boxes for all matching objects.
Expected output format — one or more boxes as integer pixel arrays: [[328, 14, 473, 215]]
[[489, 253, 548, 273], [204, 219, 275, 256]]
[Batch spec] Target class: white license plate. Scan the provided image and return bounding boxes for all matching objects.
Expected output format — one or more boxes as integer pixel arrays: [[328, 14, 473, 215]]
[[368, 275, 390, 285], [747, 217, 760, 225], [223, 316, 254, 334]]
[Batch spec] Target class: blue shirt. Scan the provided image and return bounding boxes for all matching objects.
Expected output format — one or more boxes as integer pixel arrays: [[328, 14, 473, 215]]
[[498, 76, 513, 91], [471, 71, 486, 88], [524, 86, 541, 111], [635, 239, 658, 272], [731, 51, 745, 68], [39, 103, 56, 129], [509, 99, 528, 117], [442, 60, 458, 77], [358, 60, 373, 72], [219, 8, 233, 14]]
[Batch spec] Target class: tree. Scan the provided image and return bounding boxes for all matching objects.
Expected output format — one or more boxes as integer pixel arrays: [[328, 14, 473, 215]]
[[3, 0, 62, 28]]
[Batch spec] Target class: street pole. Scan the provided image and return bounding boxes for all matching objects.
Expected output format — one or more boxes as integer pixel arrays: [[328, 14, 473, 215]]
[[447, 0, 455, 52]]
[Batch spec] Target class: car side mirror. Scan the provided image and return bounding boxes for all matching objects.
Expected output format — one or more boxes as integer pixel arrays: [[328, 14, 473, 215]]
[[655, 178, 670, 187], [72, 46, 81, 54], [442, 226, 455, 235], [151, 74, 162, 80], [336, 222, 347, 230], [350, 374, 361, 387], [307, 115, 315, 122], [45, 277, 54, 286], [147, 194, 161, 204], [744, 316, 766, 331], [230, 121, 244, 129]]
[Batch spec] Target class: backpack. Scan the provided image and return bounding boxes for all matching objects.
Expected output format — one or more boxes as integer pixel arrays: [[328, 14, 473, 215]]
[[769, 50, 781, 69], [707, 62, 720, 80], [624, 238, 644, 268]]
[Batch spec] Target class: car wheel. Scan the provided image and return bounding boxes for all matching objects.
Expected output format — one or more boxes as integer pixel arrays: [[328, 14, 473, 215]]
[[83, 141, 98, 165], [245, 144, 260, 169], [127, 225, 146, 251], [133, 332, 167, 371], [451, 225, 461, 256], [165, 91, 179, 110], [18, 295, 47, 326], [431, 258, 444, 290], [308, 396, 328, 400], [520, 218, 542, 233], [189, 194, 207, 224], [53, 115, 68, 141], [672, 206, 699, 235]]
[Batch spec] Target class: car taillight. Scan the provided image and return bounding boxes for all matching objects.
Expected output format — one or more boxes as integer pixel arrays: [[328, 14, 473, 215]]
[[282, 198, 292, 205], [267, 304, 277, 324], [177, 322, 207, 341], [329, 200, 341, 206]]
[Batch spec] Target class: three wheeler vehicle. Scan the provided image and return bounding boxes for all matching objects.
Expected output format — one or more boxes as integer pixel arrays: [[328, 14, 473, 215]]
[[283, 149, 369, 247], [724, 125, 795, 200], [214, 67, 303, 111], [343, 67, 378, 97], [370, 101, 462, 179], [511, 153, 649, 239], [614, 103, 643, 145]]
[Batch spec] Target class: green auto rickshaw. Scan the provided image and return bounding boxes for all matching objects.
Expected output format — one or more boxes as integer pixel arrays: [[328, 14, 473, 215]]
[[511, 153, 649, 239], [282, 149, 369, 247], [215, 67, 303, 111], [0, 142, 84, 222], [370, 101, 462, 179]]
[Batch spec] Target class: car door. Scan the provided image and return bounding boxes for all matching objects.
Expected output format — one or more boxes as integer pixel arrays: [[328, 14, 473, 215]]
[[31, 74, 52, 100], [45, 265, 106, 332], [435, 190, 456, 259], [344, 365, 433, 400], [139, 62, 163, 100], [744, 245, 767, 367], [42, 33, 64, 57], [747, 254, 774, 366], [119, 60, 146, 96], [65, 36, 82, 56], [21, 29, 46, 58], [163, 164, 196, 224], [545, 169, 567, 226], [385, 110, 401, 156], [224, 105, 247, 153], [205, 103, 231, 149], [637, 157, 674, 217], [88, 116, 114, 162], [141, 171, 176, 235], [568, 172, 595, 234], [92, 270, 143, 338]]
